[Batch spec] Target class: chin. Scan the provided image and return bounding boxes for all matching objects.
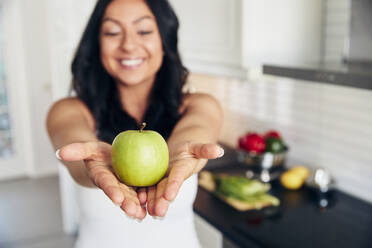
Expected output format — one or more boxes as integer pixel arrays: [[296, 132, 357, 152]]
[[116, 74, 150, 87]]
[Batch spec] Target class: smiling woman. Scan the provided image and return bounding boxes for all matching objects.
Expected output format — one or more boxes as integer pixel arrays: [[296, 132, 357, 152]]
[[46, 0, 223, 247], [70, 0, 186, 143]]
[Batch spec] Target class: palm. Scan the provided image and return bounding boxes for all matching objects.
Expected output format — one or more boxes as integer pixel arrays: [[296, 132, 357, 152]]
[[58, 142, 146, 220], [147, 142, 223, 217]]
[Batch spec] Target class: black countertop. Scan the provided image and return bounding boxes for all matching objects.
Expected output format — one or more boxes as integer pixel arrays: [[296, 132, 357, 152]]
[[193, 145, 372, 248], [263, 61, 372, 90]]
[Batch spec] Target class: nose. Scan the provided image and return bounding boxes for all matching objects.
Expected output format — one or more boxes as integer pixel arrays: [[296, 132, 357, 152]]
[[120, 31, 136, 52]]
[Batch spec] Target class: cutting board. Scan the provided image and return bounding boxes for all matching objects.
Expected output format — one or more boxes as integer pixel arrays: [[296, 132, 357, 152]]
[[198, 171, 277, 211]]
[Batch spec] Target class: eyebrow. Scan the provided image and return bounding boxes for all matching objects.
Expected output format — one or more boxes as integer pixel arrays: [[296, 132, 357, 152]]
[[102, 18, 121, 26], [102, 15, 153, 26], [133, 15, 153, 24]]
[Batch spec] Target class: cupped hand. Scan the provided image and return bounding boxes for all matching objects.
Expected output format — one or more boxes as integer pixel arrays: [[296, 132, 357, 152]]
[[146, 142, 224, 217], [57, 142, 147, 220]]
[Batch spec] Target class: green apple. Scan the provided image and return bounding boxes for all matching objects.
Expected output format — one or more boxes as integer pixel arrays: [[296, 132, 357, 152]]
[[111, 123, 169, 187]]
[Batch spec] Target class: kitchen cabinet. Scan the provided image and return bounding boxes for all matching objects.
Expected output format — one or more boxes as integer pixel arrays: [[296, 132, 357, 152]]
[[195, 213, 241, 248], [323, 0, 372, 63], [169, 0, 245, 79], [194, 213, 223, 248], [169, 0, 324, 79]]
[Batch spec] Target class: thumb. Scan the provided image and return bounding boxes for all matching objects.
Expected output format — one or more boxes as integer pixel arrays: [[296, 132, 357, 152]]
[[189, 143, 224, 159], [56, 142, 111, 162]]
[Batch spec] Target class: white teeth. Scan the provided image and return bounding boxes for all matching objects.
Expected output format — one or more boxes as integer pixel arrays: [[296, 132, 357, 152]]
[[120, 59, 143, 66]]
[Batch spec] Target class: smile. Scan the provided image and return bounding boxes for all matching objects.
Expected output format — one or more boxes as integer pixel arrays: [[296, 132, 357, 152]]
[[120, 58, 144, 68]]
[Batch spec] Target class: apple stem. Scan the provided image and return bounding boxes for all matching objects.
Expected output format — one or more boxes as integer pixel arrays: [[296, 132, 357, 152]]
[[140, 122, 146, 132]]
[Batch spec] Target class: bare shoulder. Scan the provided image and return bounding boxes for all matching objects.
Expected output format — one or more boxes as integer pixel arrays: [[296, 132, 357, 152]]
[[46, 97, 95, 130], [181, 93, 222, 114], [48, 97, 88, 111], [47, 97, 90, 117]]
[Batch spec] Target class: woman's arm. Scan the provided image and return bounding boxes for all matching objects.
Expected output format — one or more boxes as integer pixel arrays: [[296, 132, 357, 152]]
[[169, 93, 223, 145], [46, 98, 98, 187], [167, 93, 224, 170], [146, 93, 224, 217], [46, 98, 146, 219]]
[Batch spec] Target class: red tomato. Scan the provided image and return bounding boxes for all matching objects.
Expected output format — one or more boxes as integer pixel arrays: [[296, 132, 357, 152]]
[[238, 136, 247, 150], [239, 133, 266, 153], [263, 130, 281, 140]]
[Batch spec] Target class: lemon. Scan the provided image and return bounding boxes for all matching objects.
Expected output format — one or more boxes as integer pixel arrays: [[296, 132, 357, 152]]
[[280, 171, 304, 190], [290, 166, 310, 180]]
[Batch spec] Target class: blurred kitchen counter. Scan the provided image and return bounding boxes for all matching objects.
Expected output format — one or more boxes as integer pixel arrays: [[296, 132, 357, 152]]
[[193, 143, 372, 248]]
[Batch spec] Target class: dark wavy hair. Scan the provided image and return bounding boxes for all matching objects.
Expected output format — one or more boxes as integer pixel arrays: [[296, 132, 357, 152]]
[[71, 0, 188, 143]]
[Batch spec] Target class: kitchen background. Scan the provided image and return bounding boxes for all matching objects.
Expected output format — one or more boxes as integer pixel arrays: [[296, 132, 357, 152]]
[[0, 0, 371, 247]]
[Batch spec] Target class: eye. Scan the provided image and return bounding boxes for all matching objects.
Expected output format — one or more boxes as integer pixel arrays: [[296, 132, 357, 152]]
[[103, 32, 120, 36], [138, 30, 153, 36]]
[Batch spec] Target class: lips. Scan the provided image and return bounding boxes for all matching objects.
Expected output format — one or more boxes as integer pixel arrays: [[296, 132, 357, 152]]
[[119, 58, 144, 69]]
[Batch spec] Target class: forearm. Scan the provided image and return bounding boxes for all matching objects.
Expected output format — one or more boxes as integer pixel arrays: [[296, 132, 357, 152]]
[[168, 125, 219, 148], [62, 160, 96, 188], [167, 95, 223, 172], [169, 93, 222, 144], [47, 112, 98, 188]]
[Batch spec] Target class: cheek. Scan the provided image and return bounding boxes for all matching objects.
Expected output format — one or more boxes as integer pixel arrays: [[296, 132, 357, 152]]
[[146, 37, 163, 67], [100, 39, 117, 69]]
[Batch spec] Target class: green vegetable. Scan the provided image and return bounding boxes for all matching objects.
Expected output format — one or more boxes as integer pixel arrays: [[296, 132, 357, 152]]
[[265, 137, 286, 153], [212, 175, 280, 207], [214, 175, 272, 200]]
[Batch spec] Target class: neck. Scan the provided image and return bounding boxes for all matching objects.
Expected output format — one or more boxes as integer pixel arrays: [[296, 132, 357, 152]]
[[116, 78, 154, 124]]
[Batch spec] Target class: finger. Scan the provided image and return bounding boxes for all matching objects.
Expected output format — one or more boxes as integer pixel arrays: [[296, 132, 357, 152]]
[[163, 163, 192, 201], [119, 184, 141, 203], [147, 186, 156, 216], [118, 185, 144, 219], [136, 204, 147, 220], [155, 197, 169, 217], [154, 179, 169, 217], [121, 198, 137, 217], [155, 179, 167, 199], [189, 143, 224, 159], [137, 188, 147, 206], [132, 190, 147, 220], [120, 184, 143, 218], [58, 142, 111, 162], [89, 165, 124, 205]]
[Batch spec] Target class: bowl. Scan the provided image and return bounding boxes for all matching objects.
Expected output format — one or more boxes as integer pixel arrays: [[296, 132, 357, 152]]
[[237, 147, 288, 170]]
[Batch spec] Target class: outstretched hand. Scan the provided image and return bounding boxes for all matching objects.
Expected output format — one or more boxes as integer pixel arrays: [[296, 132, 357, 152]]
[[146, 142, 224, 217], [56, 141, 223, 220], [57, 142, 147, 220]]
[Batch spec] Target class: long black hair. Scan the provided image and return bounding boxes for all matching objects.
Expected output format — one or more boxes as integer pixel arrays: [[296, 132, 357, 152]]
[[71, 0, 188, 143]]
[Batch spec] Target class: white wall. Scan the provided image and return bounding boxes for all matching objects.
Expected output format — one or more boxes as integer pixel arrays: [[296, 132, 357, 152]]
[[243, 0, 324, 67], [14, 0, 96, 177], [20, 0, 57, 177], [190, 73, 372, 204], [47, 0, 96, 101]]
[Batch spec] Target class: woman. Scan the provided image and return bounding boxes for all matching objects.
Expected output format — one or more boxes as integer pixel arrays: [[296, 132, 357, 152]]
[[47, 0, 223, 247]]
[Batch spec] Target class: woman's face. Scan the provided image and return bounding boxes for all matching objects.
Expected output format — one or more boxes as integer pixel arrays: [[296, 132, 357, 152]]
[[100, 0, 163, 87]]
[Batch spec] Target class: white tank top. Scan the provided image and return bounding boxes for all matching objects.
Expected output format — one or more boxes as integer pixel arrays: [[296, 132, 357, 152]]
[[74, 174, 200, 248]]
